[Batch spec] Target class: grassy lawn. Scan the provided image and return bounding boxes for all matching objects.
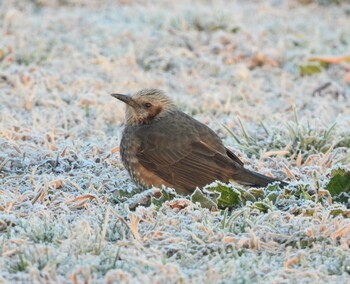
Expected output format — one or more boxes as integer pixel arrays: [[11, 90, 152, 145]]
[[0, 0, 350, 283]]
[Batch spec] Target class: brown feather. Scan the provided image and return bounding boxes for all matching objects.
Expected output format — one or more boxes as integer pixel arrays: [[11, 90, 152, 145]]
[[116, 89, 287, 194], [134, 112, 245, 192]]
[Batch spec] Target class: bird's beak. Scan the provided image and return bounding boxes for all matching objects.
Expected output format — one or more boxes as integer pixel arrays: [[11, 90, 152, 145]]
[[111, 93, 139, 108]]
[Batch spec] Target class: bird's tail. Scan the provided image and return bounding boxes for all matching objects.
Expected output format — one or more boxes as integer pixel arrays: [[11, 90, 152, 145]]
[[233, 169, 288, 188]]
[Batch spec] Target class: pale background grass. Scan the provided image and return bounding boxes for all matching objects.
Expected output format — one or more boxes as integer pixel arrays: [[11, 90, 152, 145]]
[[0, 0, 350, 283]]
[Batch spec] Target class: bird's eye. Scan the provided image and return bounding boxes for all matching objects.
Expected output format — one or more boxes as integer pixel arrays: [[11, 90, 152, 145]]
[[144, 103, 152, 108]]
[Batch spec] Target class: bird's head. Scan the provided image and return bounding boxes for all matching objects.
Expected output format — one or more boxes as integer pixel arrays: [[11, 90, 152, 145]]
[[111, 89, 177, 125]]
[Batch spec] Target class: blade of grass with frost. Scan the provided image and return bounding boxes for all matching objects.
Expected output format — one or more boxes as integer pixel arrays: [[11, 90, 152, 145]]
[[226, 209, 245, 232], [222, 123, 260, 156], [234, 144, 260, 158], [286, 122, 298, 141], [313, 172, 321, 202], [222, 124, 242, 145], [323, 122, 336, 143], [307, 121, 311, 135], [293, 106, 300, 127], [221, 207, 229, 229], [293, 107, 307, 144], [237, 117, 251, 144], [259, 120, 270, 135], [335, 155, 350, 165]]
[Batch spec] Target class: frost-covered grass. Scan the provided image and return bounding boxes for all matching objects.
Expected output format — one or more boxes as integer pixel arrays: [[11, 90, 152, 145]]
[[1, 0, 350, 283]]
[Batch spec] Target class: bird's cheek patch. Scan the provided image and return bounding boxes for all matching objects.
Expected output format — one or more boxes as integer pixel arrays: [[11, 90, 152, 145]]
[[147, 106, 162, 120]]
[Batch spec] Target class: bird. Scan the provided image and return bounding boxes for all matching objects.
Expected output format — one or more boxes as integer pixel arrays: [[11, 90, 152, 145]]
[[112, 89, 287, 195]]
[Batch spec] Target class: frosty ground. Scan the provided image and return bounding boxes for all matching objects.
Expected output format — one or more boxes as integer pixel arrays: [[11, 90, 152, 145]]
[[0, 0, 350, 283]]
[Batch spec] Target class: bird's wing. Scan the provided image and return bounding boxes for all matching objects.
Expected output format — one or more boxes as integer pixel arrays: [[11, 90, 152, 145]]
[[136, 129, 244, 191], [225, 147, 244, 166], [192, 119, 245, 167]]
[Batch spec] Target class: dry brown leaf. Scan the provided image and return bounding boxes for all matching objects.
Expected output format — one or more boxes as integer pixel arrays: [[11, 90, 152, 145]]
[[198, 225, 207, 235], [249, 53, 279, 69], [237, 238, 250, 249], [284, 254, 301, 267], [6, 200, 15, 213], [68, 200, 89, 210], [330, 226, 350, 239], [101, 207, 110, 241], [129, 213, 141, 239], [282, 163, 296, 180], [344, 72, 350, 84], [319, 188, 332, 205], [21, 75, 31, 86], [32, 189, 43, 205], [51, 192, 64, 202], [318, 189, 330, 196], [309, 54, 350, 64], [189, 232, 205, 244], [305, 228, 313, 237], [49, 145, 58, 151], [262, 150, 289, 159], [151, 231, 163, 238], [10, 239, 28, 245], [24, 97, 33, 111], [72, 194, 96, 202], [319, 225, 326, 233], [296, 152, 302, 168], [303, 155, 314, 166], [249, 231, 260, 250], [111, 146, 120, 153], [66, 180, 84, 193], [39, 188, 47, 203], [61, 147, 67, 157], [222, 236, 237, 243], [317, 146, 334, 168], [12, 145, 22, 154], [168, 199, 190, 211], [70, 274, 79, 284], [53, 180, 63, 189], [153, 188, 162, 199], [79, 97, 97, 107], [128, 194, 152, 210], [2, 249, 18, 257]]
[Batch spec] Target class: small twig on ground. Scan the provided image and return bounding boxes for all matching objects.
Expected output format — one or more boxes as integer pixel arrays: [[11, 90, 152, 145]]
[[311, 82, 331, 97]]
